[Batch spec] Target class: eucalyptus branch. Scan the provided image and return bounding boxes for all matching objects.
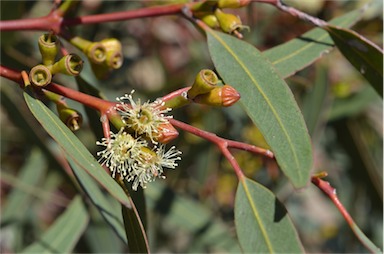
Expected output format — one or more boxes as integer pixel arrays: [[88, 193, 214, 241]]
[[0, 2, 196, 33], [271, 0, 328, 27], [169, 118, 274, 179], [311, 174, 382, 253]]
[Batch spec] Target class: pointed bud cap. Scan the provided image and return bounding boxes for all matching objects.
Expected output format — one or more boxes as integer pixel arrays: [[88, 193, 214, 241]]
[[193, 84, 240, 107], [156, 122, 179, 144]]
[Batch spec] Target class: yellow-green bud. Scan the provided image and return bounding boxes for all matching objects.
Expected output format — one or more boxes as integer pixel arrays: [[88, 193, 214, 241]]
[[215, 9, 249, 35], [100, 38, 123, 69], [218, 0, 250, 9], [193, 84, 240, 107], [57, 104, 83, 131], [29, 65, 52, 87], [201, 14, 220, 29], [38, 33, 60, 66], [50, 54, 83, 76], [187, 69, 219, 99], [86, 42, 107, 64]]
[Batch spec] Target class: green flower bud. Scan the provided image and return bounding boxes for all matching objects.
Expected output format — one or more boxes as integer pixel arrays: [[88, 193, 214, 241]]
[[29, 64, 52, 87], [86, 42, 107, 64], [70, 36, 107, 64], [201, 14, 220, 29], [187, 69, 219, 99], [38, 33, 60, 66], [50, 54, 83, 76], [215, 9, 249, 36], [218, 0, 250, 9], [57, 103, 83, 131], [193, 84, 240, 107], [100, 38, 123, 70]]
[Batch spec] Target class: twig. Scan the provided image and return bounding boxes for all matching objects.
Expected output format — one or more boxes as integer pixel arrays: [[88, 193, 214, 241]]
[[311, 174, 382, 253]]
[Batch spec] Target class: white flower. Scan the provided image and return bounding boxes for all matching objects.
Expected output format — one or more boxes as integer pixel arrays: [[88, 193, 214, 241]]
[[116, 90, 172, 143], [96, 128, 147, 178], [129, 145, 182, 191], [96, 128, 182, 191]]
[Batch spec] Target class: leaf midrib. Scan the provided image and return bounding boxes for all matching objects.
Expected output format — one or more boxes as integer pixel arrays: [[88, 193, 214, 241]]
[[208, 30, 302, 181], [242, 180, 274, 253]]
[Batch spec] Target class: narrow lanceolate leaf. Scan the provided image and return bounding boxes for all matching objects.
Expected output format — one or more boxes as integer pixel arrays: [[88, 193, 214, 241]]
[[23, 87, 131, 208], [208, 31, 312, 188], [235, 178, 304, 253], [1, 148, 46, 224], [21, 196, 89, 253], [325, 25, 383, 97], [263, 9, 362, 78], [121, 200, 150, 253], [68, 157, 128, 244]]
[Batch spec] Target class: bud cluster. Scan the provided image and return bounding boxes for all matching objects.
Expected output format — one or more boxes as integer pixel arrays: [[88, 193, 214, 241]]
[[191, 0, 250, 37], [70, 36, 123, 79], [97, 91, 181, 190], [29, 33, 83, 87]]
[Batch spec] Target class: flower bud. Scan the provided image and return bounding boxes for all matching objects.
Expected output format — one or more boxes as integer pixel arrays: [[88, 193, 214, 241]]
[[86, 42, 107, 64], [100, 38, 123, 69], [70, 36, 106, 64], [201, 14, 220, 29], [156, 122, 179, 144], [214, 9, 249, 36], [187, 69, 219, 99], [57, 104, 83, 131], [218, 0, 250, 9], [29, 64, 52, 87], [50, 54, 83, 76], [38, 33, 60, 66], [193, 84, 240, 107]]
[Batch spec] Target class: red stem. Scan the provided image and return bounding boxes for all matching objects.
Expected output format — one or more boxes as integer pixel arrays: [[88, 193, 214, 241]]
[[311, 176, 354, 225], [45, 83, 114, 112], [0, 3, 193, 33], [161, 87, 190, 102], [169, 118, 272, 179], [62, 3, 186, 26]]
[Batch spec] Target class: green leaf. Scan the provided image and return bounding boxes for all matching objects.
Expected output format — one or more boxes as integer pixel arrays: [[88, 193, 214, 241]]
[[67, 156, 128, 244], [71, 157, 150, 253], [325, 25, 383, 97], [263, 9, 362, 78], [121, 200, 150, 253], [145, 181, 241, 252], [21, 195, 89, 253], [1, 148, 47, 225], [328, 86, 380, 121], [302, 64, 329, 137], [235, 178, 304, 253], [84, 207, 125, 253], [23, 87, 131, 208], [208, 31, 312, 188]]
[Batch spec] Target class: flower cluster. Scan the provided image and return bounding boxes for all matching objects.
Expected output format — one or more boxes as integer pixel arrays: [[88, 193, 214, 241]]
[[97, 91, 181, 190], [116, 90, 172, 143]]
